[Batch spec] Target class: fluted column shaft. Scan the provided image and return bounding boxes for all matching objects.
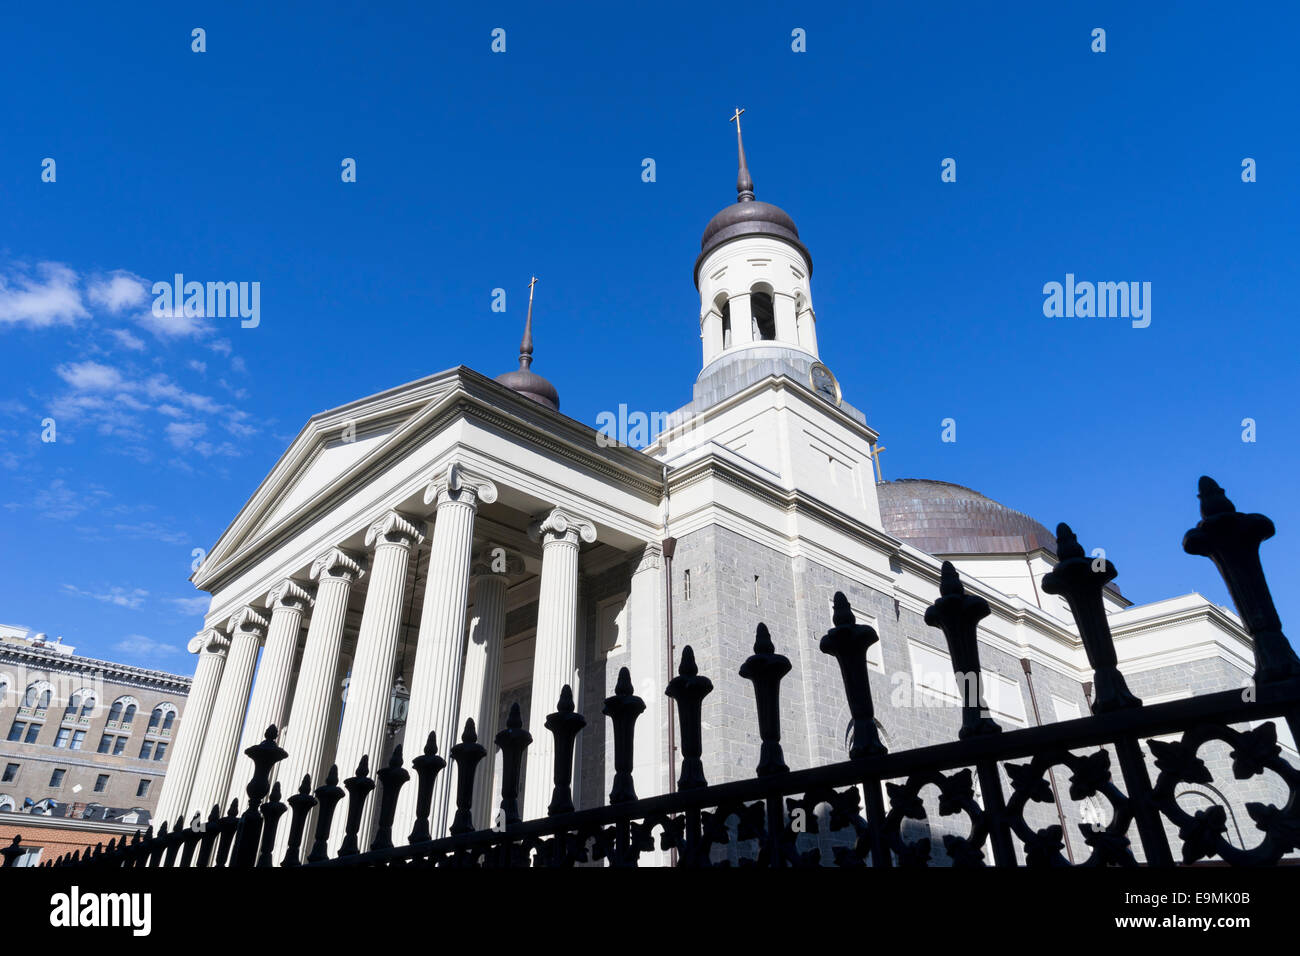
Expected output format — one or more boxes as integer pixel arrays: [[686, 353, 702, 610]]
[[154, 630, 228, 824], [274, 549, 361, 863], [523, 509, 596, 821], [330, 511, 423, 850], [393, 467, 495, 837], [191, 608, 267, 815], [229, 580, 313, 804], [460, 571, 509, 828]]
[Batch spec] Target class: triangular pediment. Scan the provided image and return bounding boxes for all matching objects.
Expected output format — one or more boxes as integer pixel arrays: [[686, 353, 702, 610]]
[[194, 369, 467, 585]]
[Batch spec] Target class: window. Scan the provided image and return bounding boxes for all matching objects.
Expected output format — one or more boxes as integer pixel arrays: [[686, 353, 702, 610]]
[[97, 734, 112, 754], [721, 302, 733, 349], [79, 695, 96, 719], [70, 730, 86, 751], [107, 701, 123, 723], [112, 736, 126, 756], [136, 779, 151, 798], [0, 794, 15, 812], [24, 723, 41, 744], [162, 711, 176, 732], [123, 704, 137, 725], [53, 728, 71, 749], [751, 290, 776, 340], [139, 741, 153, 760], [683, 569, 691, 602], [153, 742, 168, 761], [7, 720, 25, 742], [62, 694, 81, 720], [2, 763, 17, 783], [38, 688, 51, 709], [147, 708, 162, 732], [49, 768, 66, 788], [94, 774, 109, 793]]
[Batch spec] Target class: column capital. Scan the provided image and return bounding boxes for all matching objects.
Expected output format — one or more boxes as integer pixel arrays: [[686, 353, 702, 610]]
[[227, 606, 270, 640], [187, 628, 229, 656], [529, 508, 597, 547], [423, 461, 499, 510], [310, 547, 365, 584], [267, 578, 315, 612], [470, 543, 525, 578], [633, 542, 664, 575], [364, 510, 426, 551]]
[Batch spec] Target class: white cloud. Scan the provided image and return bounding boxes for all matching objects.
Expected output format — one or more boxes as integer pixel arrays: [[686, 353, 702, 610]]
[[230, 355, 248, 374], [5, 478, 112, 520], [108, 328, 146, 351], [56, 360, 124, 391], [135, 307, 211, 339], [0, 262, 88, 328], [187, 359, 207, 374], [62, 583, 149, 609], [165, 421, 207, 450], [208, 339, 232, 356], [167, 596, 210, 615], [87, 272, 149, 313], [112, 521, 189, 545], [114, 634, 182, 660]]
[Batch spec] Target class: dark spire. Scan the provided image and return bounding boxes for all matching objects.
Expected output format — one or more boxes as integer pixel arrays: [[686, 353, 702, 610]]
[[730, 107, 755, 202], [494, 275, 560, 411]]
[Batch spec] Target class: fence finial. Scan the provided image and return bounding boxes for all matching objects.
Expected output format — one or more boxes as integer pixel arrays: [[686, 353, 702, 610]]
[[739, 623, 792, 776], [409, 732, 447, 844], [281, 774, 317, 867], [924, 562, 1001, 738], [666, 645, 714, 790], [1042, 523, 1142, 712], [546, 685, 587, 815], [820, 592, 887, 758], [450, 719, 489, 835], [371, 745, 410, 852], [339, 755, 376, 857], [1184, 475, 1300, 684], [603, 668, 646, 804], [495, 707, 532, 827]]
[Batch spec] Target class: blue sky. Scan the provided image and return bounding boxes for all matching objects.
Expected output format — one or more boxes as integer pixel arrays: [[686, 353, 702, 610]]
[[1, 1, 1297, 671]]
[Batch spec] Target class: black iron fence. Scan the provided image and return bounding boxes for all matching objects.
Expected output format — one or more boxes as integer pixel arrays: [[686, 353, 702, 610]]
[[7, 475, 1299, 868]]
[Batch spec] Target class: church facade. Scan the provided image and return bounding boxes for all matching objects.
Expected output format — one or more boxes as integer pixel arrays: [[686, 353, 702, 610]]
[[154, 123, 1286, 864]]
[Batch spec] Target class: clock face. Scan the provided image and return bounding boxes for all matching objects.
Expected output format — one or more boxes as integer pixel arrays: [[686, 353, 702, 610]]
[[809, 363, 841, 405]]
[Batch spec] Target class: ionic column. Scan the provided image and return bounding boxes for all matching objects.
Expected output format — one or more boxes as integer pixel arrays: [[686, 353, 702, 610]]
[[458, 547, 521, 828], [394, 464, 497, 839], [522, 509, 596, 821], [330, 511, 424, 849], [190, 607, 268, 815], [154, 628, 228, 824], [628, 544, 667, 864], [228, 579, 314, 805]]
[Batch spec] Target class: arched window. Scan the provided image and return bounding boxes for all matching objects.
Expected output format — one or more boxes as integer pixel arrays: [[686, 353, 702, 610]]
[[162, 711, 176, 732], [148, 708, 162, 732], [123, 703, 137, 725], [750, 287, 776, 341], [108, 696, 140, 729], [108, 701, 123, 723], [147, 703, 179, 737], [63, 694, 80, 719], [23, 681, 52, 711], [0, 794, 15, 813], [713, 293, 733, 350], [63, 689, 95, 722], [80, 695, 96, 719]]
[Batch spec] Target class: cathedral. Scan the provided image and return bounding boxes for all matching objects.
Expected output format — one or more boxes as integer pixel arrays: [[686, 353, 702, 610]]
[[154, 117, 1285, 863]]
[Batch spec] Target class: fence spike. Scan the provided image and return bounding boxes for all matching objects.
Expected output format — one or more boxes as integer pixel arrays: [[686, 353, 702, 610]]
[[820, 592, 888, 758], [739, 624, 792, 776], [545, 684, 587, 815], [338, 755, 376, 857], [924, 562, 1002, 738], [306, 766, 345, 864], [495, 705, 532, 828], [257, 781, 288, 867], [1, 834, 22, 868], [371, 745, 410, 852], [603, 668, 646, 803], [1041, 523, 1142, 712], [231, 725, 288, 867], [1184, 476, 1300, 684], [408, 732, 446, 844], [666, 646, 714, 790], [282, 774, 317, 867], [449, 719, 488, 835]]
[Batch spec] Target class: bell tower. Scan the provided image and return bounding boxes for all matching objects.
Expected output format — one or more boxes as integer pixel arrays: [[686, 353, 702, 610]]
[[695, 108, 819, 387]]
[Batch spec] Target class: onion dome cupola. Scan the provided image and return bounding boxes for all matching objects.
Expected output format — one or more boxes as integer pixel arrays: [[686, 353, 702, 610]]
[[495, 276, 560, 412], [695, 108, 820, 379]]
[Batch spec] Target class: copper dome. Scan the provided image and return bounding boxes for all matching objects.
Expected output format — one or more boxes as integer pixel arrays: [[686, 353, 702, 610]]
[[877, 479, 1058, 555]]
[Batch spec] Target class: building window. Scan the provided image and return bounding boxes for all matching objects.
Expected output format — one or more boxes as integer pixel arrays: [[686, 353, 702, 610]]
[[136, 779, 151, 798], [2, 763, 17, 783], [49, 768, 66, 788], [24, 723, 41, 744], [751, 291, 776, 340], [162, 711, 176, 732], [147, 708, 162, 732], [153, 742, 168, 761], [107, 701, 123, 723], [94, 774, 109, 793], [112, 736, 126, 757], [123, 704, 137, 725], [139, 741, 153, 760], [0, 794, 16, 812], [7, 720, 25, 742], [70, 730, 86, 751], [53, 727, 72, 749], [683, 569, 691, 602], [97, 734, 112, 754]]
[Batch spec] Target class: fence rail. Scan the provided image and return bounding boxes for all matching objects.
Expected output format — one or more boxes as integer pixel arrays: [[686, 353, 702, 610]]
[[7, 475, 1299, 869]]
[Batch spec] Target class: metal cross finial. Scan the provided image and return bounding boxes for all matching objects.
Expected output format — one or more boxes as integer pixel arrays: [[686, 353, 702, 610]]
[[729, 107, 754, 201], [518, 276, 538, 370]]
